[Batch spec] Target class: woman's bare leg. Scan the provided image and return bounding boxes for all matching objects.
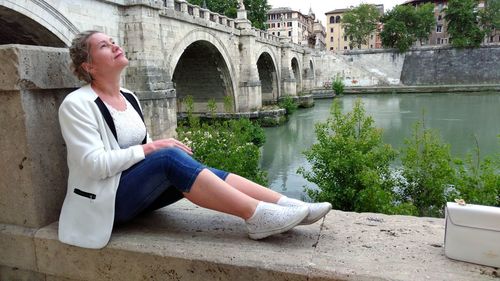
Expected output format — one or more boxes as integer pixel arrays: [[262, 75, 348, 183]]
[[183, 169, 259, 220], [225, 173, 283, 203]]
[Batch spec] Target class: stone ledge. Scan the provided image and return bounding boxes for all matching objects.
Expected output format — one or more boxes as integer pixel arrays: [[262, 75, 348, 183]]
[[6, 199, 497, 280]]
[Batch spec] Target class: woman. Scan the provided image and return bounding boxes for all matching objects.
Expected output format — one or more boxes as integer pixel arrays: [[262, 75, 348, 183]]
[[58, 30, 332, 249]]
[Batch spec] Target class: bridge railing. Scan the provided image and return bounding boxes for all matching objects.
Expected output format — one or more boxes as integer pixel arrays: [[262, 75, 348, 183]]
[[167, 0, 236, 29]]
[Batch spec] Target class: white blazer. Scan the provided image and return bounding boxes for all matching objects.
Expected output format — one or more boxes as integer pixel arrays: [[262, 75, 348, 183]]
[[58, 84, 151, 249]]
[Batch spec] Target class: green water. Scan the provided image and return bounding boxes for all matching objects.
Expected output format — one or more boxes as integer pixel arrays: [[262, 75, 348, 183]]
[[260, 92, 500, 199]]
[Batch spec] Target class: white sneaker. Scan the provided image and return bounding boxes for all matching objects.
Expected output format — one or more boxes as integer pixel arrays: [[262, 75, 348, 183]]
[[246, 202, 309, 240], [277, 197, 332, 225]]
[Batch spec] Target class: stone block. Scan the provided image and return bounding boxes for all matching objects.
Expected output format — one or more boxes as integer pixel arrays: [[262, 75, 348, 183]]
[[0, 46, 77, 228], [0, 224, 37, 271], [0, 45, 81, 91]]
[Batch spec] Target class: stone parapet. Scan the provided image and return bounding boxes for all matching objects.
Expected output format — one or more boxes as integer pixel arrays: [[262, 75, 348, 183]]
[[3, 199, 497, 281]]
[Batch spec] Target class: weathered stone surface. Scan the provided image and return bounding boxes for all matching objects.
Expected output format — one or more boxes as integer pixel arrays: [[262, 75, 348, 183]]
[[0, 46, 73, 228], [35, 199, 320, 281], [0, 45, 80, 91], [311, 211, 499, 281], [401, 45, 500, 86], [0, 265, 45, 281], [32, 200, 500, 281], [0, 224, 37, 271]]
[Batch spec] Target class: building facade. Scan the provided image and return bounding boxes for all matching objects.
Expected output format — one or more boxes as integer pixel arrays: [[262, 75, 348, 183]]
[[325, 5, 383, 52], [403, 0, 498, 45], [266, 7, 326, 49]]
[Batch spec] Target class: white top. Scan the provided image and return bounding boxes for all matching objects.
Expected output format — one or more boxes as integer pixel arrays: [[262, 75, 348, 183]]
[[104, 96, 146, 149]]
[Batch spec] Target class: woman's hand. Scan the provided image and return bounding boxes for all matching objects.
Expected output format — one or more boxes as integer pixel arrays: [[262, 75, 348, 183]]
[[142, 138, 193, 156]]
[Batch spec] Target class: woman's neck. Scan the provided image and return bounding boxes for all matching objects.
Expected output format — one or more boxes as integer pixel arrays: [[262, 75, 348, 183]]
[[91, 78, 121, 97]]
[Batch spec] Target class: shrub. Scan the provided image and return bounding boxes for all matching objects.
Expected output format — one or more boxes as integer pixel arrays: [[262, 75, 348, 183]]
[[453, 136, 500, 206], [332, 77, 345, 95], [398, 119, 456, 217], [279, 95, 298, 115], [298, 99, 398, 213], [177, 117, 268, 186]]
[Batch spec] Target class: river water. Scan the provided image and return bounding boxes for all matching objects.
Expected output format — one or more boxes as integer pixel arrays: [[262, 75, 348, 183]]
[[260, 92, 500, 200]]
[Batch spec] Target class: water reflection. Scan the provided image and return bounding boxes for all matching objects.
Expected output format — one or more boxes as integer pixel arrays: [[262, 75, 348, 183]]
[[261, 92, 500, 199]]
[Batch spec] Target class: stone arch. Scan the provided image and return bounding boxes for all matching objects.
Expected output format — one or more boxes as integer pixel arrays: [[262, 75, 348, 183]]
[[167, 29, 237, 112], [256, 46, 280, 103], [291, 57, 301, 94], [0, 0, 79, 46]]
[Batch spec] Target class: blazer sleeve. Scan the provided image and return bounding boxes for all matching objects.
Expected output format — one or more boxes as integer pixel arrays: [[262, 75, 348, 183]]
[[59, 98, 145, 180]]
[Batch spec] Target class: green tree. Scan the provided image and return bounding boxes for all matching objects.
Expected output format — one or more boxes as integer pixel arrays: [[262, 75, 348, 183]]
[[398, 120, 456, 217], [380, 3, 435, 52], [186, 0, 270, 29], [341, 4, 381, 49], [445, 0, 485, 48], [298, 99, 398, 214], [479, 0, 500, 40]]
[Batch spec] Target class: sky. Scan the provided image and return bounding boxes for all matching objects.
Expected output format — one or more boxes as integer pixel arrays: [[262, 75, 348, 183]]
[[267, 0, 406, 24]]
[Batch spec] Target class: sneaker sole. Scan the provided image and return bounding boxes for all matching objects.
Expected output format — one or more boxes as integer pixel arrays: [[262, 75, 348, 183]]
[[248, 208, 309, 240], [299, 204, 332, 225]]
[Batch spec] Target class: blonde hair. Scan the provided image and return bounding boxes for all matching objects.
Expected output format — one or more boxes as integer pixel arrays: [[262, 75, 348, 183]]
[[69, 30, 100, 83]]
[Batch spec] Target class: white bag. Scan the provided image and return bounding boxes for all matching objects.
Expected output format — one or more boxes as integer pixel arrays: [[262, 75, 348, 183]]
[[445, 202, 500, 268]]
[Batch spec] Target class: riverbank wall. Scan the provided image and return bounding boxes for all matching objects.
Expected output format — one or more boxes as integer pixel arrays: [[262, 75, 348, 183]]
[[314, 44, 500, 89]]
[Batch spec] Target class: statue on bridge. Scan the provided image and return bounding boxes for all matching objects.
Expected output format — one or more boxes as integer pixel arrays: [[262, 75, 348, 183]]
[[237, 0, 245, 10]]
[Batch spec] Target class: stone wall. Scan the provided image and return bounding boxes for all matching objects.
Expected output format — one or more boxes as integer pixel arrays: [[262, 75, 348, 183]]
[[401, 45, 500, 85]]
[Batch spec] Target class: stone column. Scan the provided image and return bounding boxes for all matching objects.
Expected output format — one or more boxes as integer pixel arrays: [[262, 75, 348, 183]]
[[302, 49, 313, 93], [123, 1, 177, 139], [280, 38, 297, 96], [235, 7, 261, 112]]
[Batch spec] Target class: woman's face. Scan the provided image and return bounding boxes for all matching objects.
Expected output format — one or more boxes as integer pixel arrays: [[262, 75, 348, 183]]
[[85, 32, 128, 78]]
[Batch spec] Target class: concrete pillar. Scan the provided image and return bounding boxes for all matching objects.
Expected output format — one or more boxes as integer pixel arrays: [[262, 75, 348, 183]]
[[280, 39, 297, 96], [123, 3, 177, 139], [0, 45, 80, 229]]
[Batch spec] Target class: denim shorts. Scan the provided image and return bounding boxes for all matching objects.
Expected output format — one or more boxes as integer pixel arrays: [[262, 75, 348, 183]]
[[114, 147, 229, 224]]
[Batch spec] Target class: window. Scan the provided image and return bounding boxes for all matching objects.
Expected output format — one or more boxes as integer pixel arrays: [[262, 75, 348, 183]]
[[437, 38, 441, 44], [288, 31, 292, 36], [271, 23, 275, 28], [272, 32, 275, 35], [330, 16, 335, 24], [330, 28, 334, 33], [344, 36, 347, 41], [350, 46, 353, 50], [336, 16, 341, 23], [287, 22, 292, 27], [344, 46, 348, 50], [371, 34, 373, 39], [277, 32, 280, 36], [277, 22, 280, 28], [349, 35, 353, 41], [330, 47, 334, 50], [436, 25, 442, 33], [370, 45, 373, 48], [330, 36, 333, 42]]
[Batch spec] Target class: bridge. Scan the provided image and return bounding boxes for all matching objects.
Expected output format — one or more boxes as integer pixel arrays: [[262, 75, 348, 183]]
[[0, 0, 321, 137]]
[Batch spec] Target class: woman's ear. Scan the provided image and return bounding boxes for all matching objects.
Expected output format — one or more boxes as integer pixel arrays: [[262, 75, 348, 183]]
[[81, 62, 92, 74]]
